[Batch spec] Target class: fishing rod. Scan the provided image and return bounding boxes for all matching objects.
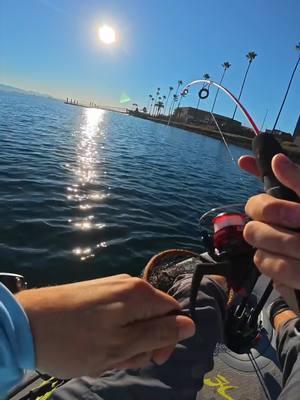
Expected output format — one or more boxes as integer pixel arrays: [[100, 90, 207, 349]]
[[181, 79, 260, 136], [181, 79, 300, 316]]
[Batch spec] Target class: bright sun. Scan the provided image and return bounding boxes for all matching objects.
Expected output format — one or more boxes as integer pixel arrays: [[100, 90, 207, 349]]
[[98, 25, 116, 44]]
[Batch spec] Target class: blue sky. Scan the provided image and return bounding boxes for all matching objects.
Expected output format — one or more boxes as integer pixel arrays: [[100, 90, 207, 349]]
[[0, 0, 299, 133]]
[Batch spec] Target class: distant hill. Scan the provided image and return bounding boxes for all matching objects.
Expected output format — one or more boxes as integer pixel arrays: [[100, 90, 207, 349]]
[[0, 83, 59, 100]]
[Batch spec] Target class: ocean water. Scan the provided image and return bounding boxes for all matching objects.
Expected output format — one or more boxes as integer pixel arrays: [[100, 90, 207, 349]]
[[0, 91, 261, 287]]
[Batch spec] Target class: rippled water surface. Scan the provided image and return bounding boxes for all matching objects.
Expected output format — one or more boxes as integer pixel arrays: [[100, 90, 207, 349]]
[[0, 92, 261, 287]]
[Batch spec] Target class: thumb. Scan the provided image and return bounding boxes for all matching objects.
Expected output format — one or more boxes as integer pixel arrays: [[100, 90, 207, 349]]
[[272, 154, 300, 197]]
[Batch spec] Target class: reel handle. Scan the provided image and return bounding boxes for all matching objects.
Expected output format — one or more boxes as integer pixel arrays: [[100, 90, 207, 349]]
[[252, 133, 300, 314]]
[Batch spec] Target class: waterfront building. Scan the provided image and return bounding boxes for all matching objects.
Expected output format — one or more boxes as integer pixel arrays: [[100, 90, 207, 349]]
[[173, 107, 250, 136], [173, 107, 295, 141]]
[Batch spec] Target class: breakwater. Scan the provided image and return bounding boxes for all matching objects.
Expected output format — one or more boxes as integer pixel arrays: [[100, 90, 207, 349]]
[[129, 112, 300, 162]]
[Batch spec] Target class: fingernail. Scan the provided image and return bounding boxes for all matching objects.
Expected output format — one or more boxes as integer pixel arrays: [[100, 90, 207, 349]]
[[178, 319, 196, 341], [276, 153, 293, 167]]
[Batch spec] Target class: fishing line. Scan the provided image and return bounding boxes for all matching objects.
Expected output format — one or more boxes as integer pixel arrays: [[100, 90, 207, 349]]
[[180, 79, 260, 184], [209, 112, 245, 184], [209, 112, 236, 164]]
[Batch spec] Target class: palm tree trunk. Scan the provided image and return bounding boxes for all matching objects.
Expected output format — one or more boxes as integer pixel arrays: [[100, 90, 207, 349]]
[[147, 98, 151, 112], [167, 106, 173, 125], [272, 55, 300, 132], [232, 61, 252, 119], [149, 100, 152, 115], [178, 97, 182, 109], [165, 90, 171, 116], [152, 95, 158, 116], [177, 95, 184, 113], [176, 96, 183, 120], [168, 100, 174, 116], [211, 69, 226, 113], [168, 101, 176, 125]]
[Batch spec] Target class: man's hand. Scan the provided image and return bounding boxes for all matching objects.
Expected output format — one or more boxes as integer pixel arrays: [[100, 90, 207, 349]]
[[239, 153, 300, 289], [16, 275, 195, 378]]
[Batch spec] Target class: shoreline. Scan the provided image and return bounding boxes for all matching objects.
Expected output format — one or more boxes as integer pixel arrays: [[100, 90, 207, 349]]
[[129, 112, 300, 161]]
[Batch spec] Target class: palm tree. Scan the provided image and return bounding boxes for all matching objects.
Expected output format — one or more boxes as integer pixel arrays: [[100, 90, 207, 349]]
[[152, 103, 157, 116], [165, 86, 173, 116], [152, 88, 160, 116], [156, 101, 164, 117], [160, 95, 166, 118], [170, 93, 179, 115], [147, 94, 153, 113], [196, 73, 210, 109], [156, 97, 162, 116], [232, 51, 257, 119], [149, 97, 155, 115], [175, 80, 183, 96], [211, 62, 231, 113], [168, 80, 183, 117], [176, 89, 189, 120], [272, 43, 300, 131], [168, 94, 179, 125]]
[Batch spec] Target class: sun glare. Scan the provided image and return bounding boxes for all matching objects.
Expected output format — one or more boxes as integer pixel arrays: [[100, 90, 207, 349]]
[[98, 25, 116, 44]]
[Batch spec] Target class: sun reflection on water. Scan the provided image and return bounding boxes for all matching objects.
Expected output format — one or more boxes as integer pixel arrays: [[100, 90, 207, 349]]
[[66, 108, 109, 259], [76, 109, 104, 185]]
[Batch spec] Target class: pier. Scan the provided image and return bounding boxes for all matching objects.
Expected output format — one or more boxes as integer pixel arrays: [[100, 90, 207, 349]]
[[64, 98, 128, 114]]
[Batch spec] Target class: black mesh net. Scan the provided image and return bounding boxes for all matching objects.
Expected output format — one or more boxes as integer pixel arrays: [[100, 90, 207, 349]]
[[142, 254, 201, 293]]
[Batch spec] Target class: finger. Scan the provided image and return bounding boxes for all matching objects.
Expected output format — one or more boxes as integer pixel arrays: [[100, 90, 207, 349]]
[[238, 155, 260, 177], [244, 220, 300, 259], [113, 352, 153, 370], [123, 278, 181, 322], [245, 195, 300, 229], [152, 345, 175, 365], [254, 249, 300, 289], [147, 286, 182, 317], [125, 314, 195, 358], [272, 154, 300, 198]]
